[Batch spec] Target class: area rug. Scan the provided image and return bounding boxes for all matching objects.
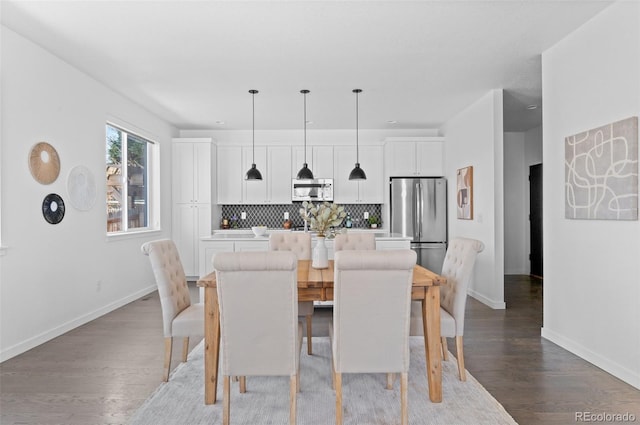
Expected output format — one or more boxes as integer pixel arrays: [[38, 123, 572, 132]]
[[129, 337, 517, 425]]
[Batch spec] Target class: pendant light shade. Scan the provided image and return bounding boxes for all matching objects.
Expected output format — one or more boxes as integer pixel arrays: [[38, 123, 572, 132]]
[[296, 89, 314, 180], [245, 89, 263, 180], [349, 89, 366, 180]]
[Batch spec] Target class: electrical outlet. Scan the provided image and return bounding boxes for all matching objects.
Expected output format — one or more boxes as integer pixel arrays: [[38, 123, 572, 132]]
[[364, 211, 369, 219], [284, 211, 289, 220], [241, 212, 247, 220]]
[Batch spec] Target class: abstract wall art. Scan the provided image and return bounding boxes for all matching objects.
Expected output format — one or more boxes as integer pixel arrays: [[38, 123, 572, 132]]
[[565, 116, 638, 220], [456, 165, 473, 220]]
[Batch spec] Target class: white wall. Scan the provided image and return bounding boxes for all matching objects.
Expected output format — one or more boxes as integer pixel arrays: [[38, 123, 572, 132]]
[[0, 27, 177, 361], [541, 1, 640, 389], [442, 90, 505, 309], [504, 132, 527, 274]]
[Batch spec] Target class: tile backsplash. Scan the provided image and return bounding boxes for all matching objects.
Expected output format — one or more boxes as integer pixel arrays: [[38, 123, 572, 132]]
[[220, 203, 382, 229]]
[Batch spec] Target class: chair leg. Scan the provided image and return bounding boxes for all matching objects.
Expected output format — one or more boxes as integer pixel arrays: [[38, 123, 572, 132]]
[[306, 315, 313, 355], [335, 372, 343, 425], [455, 335, 466, 381], [400, 372, 408, 425], [181, 337, 190, 362], [386, 373, 394, 390], [441, 336, 449, 361], [290, 375, 297, 425], [239, 376, 247, 393], [223, 376, 231, 425], [163, 337, 173, 382]]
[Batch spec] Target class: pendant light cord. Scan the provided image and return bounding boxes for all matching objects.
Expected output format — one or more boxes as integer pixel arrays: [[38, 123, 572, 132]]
[[355, 89, 360, 163], [252, 90, 256, 163], [304, 91, 307, 164]]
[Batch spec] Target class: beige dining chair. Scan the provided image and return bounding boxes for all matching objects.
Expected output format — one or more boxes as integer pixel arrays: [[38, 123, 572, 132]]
[[333, 232, 376, 251], [331, 249, 417, 425], [141, 239, 203, 382], [269, 232, 315, 355], [213, 251, 303, 425], [409, 237, 484, 381]]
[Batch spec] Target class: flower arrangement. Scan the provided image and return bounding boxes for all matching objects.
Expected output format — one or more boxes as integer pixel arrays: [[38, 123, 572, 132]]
[[299, 201, 346, 237]]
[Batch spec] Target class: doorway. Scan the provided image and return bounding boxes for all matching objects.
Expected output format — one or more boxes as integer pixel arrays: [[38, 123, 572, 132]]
[[529, 163, 543, 278]]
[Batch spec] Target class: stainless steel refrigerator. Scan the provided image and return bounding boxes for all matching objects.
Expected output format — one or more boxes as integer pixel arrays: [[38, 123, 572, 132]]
[[390, 177, 447, 274]]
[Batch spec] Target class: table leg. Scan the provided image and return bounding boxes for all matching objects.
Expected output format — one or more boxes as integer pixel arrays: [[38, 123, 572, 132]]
[[422, 286, 442, 402], [204, 287, 220, 404]]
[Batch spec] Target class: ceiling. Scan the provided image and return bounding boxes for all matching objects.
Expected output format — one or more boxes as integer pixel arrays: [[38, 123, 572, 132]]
[[1, 1, 612, 132]]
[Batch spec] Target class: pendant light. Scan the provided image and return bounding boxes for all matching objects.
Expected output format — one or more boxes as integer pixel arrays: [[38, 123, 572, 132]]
[[296, 89, 314, 180], [245, 89, 263, 180], [349, 88, 367, 180]]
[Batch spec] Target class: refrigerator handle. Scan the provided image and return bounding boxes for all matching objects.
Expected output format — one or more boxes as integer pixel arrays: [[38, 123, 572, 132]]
[[414, 182, 420, 240], [417, 182, 423, 239]]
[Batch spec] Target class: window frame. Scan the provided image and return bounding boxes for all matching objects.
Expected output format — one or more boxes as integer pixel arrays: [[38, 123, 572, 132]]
[[106, 121, 160, 236]]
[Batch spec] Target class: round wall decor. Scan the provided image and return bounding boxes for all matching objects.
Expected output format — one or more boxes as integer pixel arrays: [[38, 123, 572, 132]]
[[42, 193, 65, 224], [29, 142, 61, 184], [67, 165, 97, 211]]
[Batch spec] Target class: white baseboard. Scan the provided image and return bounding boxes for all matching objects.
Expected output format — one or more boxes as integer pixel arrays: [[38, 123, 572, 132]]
[[542, 327, 640, 390], [468, 289, 506, 309], [0, 285, 157, 363]]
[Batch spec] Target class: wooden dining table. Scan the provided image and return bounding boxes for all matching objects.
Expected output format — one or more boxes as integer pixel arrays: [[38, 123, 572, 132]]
[[196, 259, 446, 404]]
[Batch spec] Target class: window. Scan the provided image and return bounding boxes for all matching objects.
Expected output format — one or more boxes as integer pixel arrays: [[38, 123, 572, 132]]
[[106, 123, 153, 233]]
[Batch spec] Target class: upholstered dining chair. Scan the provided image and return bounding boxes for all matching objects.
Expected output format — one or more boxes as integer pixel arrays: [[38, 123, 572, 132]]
[[213, 251, 303, 425], [269, 232, 315, 355], [141, 239, 203, 382], [333, 232, 376, 251], [409, 237, 484, 381], [331, 249, 417, 425]]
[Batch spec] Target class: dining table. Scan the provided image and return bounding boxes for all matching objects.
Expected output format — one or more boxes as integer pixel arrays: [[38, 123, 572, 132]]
[[196, 259, 446, 404]]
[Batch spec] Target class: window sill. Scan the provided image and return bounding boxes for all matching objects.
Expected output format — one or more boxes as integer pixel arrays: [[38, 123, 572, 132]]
[[106, 229, 162, 242]]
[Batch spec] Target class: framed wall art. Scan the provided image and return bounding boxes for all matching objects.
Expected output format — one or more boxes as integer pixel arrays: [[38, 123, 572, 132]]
[[456, 165, 473, 220], [565, 116, 638, 220]]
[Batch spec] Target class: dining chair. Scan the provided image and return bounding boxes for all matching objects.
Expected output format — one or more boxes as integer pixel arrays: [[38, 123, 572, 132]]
[[213, 251, 302, 425], [409, 237, 484, 381], [331, 249, 417, 425], [269, 232, 315, 355], [333, 232, 376, 251], [141, 239, 203, 382]]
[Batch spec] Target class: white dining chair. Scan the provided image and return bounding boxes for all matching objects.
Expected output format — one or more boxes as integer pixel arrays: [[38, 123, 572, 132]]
[[409, 237, 484, 381], [269, 232, 315, 354], [333, 232, 376, 251], [213, 251, 302, 425], [331, 249, 416, 425], [141, 239, 203, 382]]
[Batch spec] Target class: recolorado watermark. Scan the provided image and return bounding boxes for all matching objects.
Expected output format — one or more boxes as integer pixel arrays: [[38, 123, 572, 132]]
[[576, 411, 637, 422]]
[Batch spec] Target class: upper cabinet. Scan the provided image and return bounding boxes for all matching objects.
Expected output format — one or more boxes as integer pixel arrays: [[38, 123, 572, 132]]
[[333, 145, 384, 204], [172, 138, 213, 204], [385, 138, 444, 177], [292, 145, 334, 178], [217, 145, 292, 204]]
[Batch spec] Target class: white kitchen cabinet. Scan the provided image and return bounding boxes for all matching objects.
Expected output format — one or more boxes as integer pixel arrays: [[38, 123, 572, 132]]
[[217, 146, 243, 204], [385, 138, 444, 177], [292, 145, 334, 178], [241, 146, 291, 204], [171, 138, 214, 277], [242, 146, 268, 203], [333, 145, 384, 203]]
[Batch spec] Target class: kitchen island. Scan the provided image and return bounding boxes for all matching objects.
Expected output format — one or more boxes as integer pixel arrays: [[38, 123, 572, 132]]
[[197, 229, 412, 301]]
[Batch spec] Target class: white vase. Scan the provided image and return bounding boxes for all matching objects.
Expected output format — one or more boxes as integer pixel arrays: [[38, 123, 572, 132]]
[[312, 236, 329, 269]]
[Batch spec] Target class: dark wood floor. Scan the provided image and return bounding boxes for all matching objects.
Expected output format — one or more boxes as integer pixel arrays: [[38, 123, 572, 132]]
[[1, 275, 638, 424]]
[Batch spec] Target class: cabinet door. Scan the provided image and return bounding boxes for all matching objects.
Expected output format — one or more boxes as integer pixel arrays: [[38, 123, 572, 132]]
[[333, 145, 359, 203], [242, 146, 267, 203], [387, 142, 417, 177], [217, 146, 243, 204], [267, 146, 292, 203], [199, 240, 234, 277], [313, 146, 334, 178], [172, 204, 198, 275], [194, 142, 212, 203], [172, 142, 196, 203], [415, 142, 444, 176], [357, 146, 384, 203]]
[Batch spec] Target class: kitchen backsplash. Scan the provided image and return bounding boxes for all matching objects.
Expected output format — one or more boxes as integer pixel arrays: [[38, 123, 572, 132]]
[[220, 203, 382, 229]]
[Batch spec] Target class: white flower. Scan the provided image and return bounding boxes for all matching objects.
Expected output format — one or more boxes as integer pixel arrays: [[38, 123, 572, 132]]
[[299, 201, 346, 237]]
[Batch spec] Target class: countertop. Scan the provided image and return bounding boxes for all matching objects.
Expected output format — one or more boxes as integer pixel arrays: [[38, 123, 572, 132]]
[[201, 229, 411, 242]]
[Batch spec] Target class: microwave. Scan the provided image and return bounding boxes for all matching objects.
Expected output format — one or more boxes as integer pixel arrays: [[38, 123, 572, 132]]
[[292, 178, 333, 202]]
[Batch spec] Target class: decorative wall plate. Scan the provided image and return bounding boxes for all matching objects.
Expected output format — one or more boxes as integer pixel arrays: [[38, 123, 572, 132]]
[[29, 142, 61, 184], [42, 193, 65, 224], [67, 165, 96, 211]]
